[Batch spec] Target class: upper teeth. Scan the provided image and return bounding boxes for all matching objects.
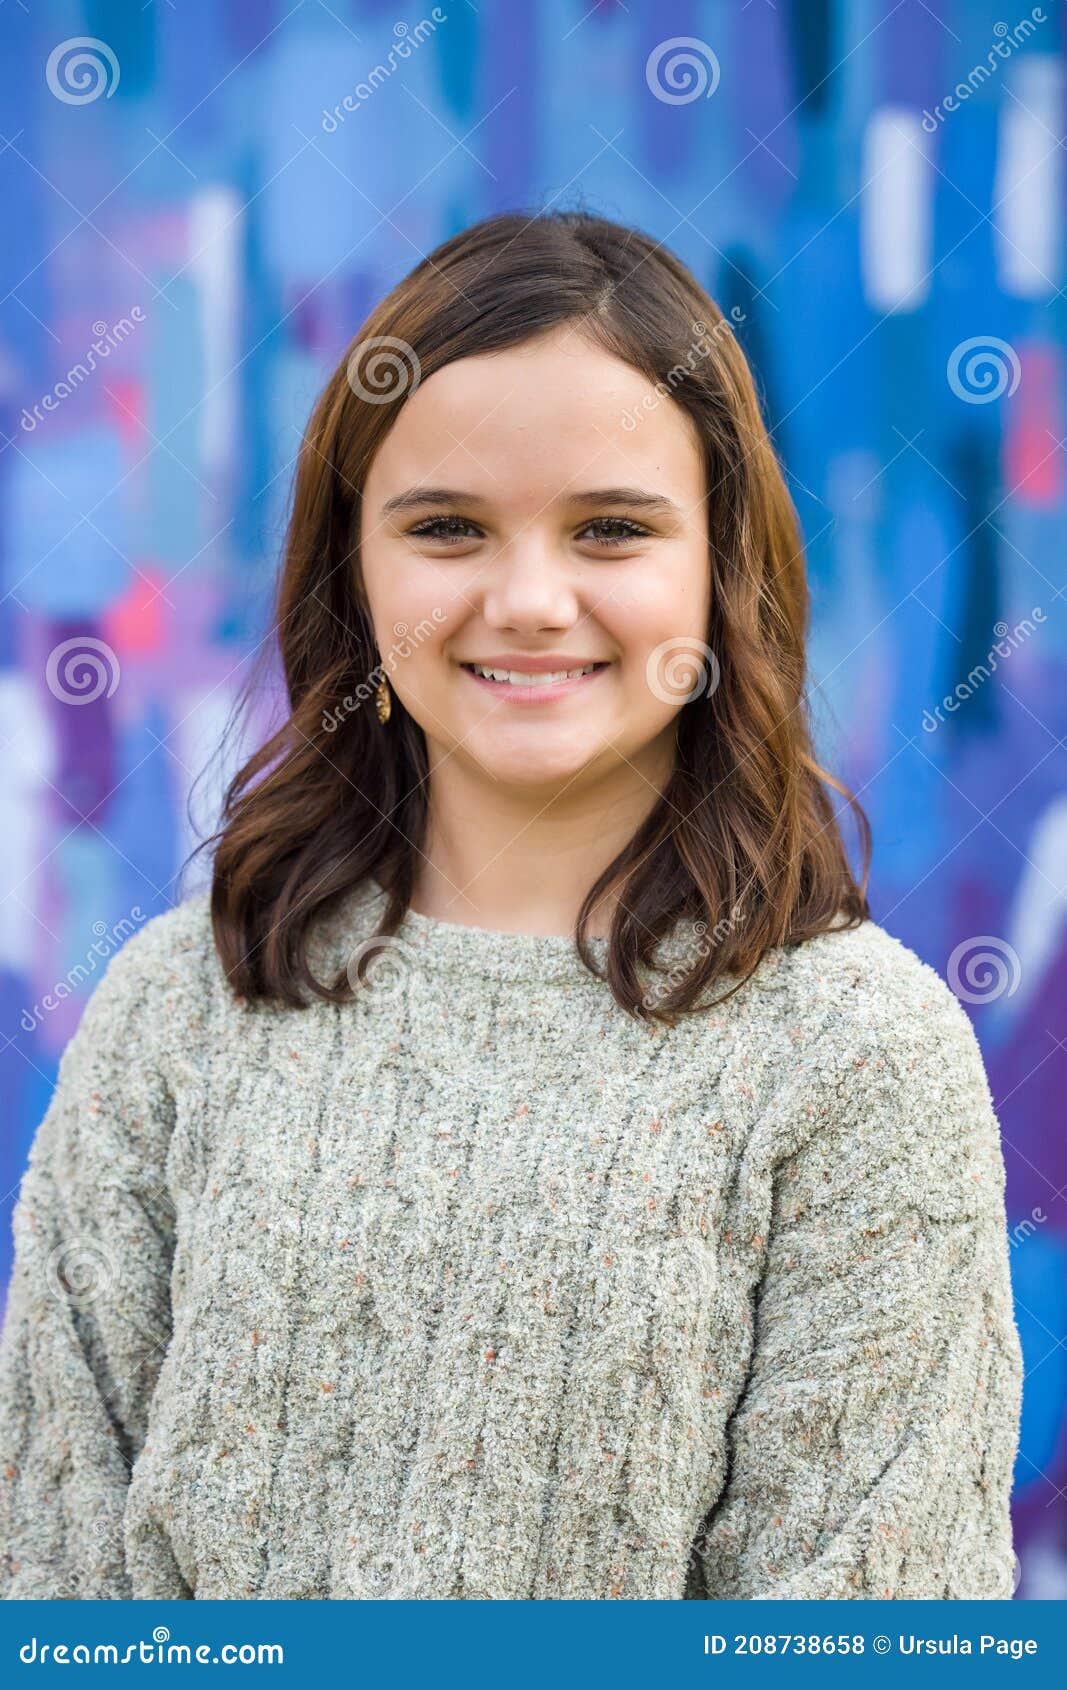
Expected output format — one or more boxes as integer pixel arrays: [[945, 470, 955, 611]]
[[469, 664, 599, 685]]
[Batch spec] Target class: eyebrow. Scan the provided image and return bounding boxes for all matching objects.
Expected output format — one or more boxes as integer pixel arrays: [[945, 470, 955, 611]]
[[380, 485, 683, 517]]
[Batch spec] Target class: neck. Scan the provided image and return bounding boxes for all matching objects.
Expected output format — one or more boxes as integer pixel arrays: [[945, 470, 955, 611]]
[[409, 744, 676, 939]]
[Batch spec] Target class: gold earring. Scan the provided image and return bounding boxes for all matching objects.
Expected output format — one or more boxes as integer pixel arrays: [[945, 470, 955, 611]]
[[375, 674, 392, 725]]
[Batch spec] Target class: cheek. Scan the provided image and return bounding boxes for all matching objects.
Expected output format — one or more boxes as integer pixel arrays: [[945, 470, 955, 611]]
[[599, 554, 713, 719], [594, 552, 710, 649], [364, 551, 434, 613], [363, 553, 469, 648]]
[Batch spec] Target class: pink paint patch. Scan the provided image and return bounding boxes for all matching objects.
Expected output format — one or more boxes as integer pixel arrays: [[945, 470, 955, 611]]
[[102, 567, 167, 655], [105, 378, 144, 448], [1005, 344, 1063, 506]]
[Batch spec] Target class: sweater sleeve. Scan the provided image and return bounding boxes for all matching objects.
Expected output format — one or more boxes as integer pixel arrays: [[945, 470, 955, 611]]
[[0, 921, 179, 1599], [696, 970, 1024, 1600]]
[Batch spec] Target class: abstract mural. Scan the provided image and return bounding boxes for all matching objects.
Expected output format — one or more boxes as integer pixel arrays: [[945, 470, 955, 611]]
[[1, 0, 1064, 1597]]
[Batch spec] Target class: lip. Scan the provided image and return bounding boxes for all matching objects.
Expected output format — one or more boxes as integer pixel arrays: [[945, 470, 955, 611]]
[[458, 657, 612, 703], [457, 654, 612, 673]]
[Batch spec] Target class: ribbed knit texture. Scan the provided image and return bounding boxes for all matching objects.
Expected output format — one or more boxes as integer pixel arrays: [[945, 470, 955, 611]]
[[0, 882, 1023, 1600]]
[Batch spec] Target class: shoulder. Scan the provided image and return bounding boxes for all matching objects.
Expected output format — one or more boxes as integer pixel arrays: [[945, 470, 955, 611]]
[[90, 887, 218, 995], [737, 918, 1003, 1205], [26, 893, 224, 1180], [71, 887, 226, 1046], [755, 914, 980, 1059]]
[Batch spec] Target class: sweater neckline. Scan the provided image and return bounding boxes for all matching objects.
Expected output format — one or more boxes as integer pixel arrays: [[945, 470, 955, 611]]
[[336, 879, 755, 995], [379, 890, 614, 989]]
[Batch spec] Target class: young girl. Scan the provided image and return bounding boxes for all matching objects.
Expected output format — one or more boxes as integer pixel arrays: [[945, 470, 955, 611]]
[[0, 211, 1023, 1601]]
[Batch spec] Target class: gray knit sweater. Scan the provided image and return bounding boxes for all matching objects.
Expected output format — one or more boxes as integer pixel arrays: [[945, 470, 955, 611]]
[[0, 882, 1023, 1600]]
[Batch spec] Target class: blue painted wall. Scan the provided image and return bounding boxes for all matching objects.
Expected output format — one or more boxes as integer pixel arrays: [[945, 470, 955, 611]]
[[1, 0, 1063, 1596]]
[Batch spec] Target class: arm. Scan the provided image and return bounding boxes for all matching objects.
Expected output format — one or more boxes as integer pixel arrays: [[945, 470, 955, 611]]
[[0, 923, 179, 1598], [697, 975, 1024, 1600]]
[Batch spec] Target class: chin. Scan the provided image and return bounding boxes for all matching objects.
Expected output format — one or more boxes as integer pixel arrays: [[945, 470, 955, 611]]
[[475, 743, 605, 789]]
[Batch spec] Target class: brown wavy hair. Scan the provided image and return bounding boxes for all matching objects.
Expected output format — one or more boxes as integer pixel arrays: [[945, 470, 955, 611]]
[[201, 208, 870, 1024]]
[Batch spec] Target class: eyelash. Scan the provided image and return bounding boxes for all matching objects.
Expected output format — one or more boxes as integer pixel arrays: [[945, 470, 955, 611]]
[[405, 515, 652, 547]]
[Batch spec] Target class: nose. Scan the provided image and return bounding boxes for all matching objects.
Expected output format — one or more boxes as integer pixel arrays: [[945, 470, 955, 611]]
[[479, 533, 582, 635]]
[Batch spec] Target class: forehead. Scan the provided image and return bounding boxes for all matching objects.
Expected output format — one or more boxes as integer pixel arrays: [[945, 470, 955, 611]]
[[363, 327, 706, 510]]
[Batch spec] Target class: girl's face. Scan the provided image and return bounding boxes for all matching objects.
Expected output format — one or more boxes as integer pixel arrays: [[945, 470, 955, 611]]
[[358, 326, 712, 793]]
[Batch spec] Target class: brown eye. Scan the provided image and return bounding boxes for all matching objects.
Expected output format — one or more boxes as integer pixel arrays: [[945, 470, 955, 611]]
[[579, 517, 651, 547], [407, 515, 482, 543]]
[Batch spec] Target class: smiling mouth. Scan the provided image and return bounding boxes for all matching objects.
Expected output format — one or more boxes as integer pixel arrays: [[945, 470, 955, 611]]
[[462, 661, 609, 686]]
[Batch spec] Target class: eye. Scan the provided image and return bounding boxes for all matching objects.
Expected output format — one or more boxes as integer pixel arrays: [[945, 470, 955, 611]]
[[578, 517, 653, 547], [406, 514, 483, 544]]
